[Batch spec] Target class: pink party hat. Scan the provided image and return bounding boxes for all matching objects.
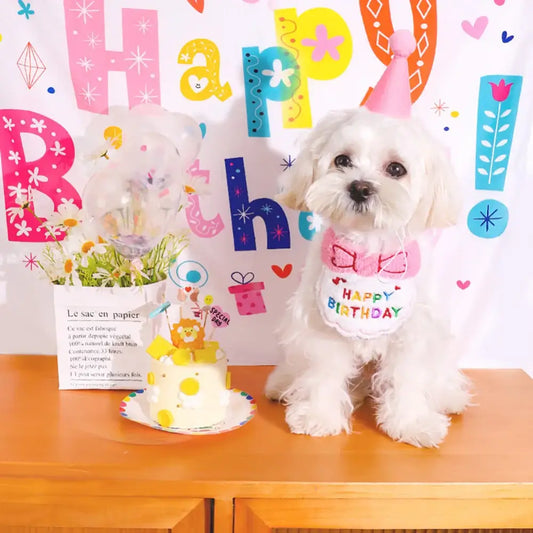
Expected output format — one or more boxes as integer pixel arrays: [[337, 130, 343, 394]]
[[364, 30, 417, 118]]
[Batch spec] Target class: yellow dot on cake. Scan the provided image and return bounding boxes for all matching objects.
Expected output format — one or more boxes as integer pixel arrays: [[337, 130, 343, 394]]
[[147, 372, 155, 385], [157, 409, 174, 427], [179, 377, 200, 396]]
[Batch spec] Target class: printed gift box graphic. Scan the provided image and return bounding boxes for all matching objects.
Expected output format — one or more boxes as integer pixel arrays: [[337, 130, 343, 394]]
[[228, 271, 266, 316]]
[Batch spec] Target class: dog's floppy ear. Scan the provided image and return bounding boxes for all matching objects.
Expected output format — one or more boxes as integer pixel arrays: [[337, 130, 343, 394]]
[[414, 141, 462, 230]]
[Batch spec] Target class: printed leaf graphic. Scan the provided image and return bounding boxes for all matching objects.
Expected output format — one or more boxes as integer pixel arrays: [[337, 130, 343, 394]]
[[501, 109, 512, 118], [496, 139, 508, 147], [481, 140, 492, 148], [477, 168, 489, 175], [493, 167, 506, 175], [484, 110, 496, 118], [479, 155, 490, 163], [498, 124, 510, 132], [494, 154, 507, 162], [483, 125, 494, 133]]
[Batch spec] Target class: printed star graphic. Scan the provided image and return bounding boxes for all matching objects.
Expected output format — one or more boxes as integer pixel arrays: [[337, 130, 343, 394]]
[[77, 56, 95, 72], [431, 99, 449, 116], [70, 0, 98, 25], [80, 83, 100, 104], [23, 252, 39, 271], [261, 203, 273, 215], [125, 46, 153, 75], [136, 85, 158, 104], [234, 204, 254, 223], [85, 33, 102, 49], [137, 17, 151, 34], [271, 224, 287, 241], [473, 204, 503, 232], [281, 155, 295, 171]]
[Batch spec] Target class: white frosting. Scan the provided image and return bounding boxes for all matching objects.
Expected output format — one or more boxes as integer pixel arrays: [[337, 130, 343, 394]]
[[147, 356, 229, 429]]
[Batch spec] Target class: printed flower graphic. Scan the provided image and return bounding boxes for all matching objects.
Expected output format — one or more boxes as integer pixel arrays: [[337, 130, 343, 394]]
[[301, 24, 344, 62], [489, 79, 513, 102]]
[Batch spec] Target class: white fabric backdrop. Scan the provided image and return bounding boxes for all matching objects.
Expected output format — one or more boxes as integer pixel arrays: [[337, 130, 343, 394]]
[[0, 0, 531, 374]]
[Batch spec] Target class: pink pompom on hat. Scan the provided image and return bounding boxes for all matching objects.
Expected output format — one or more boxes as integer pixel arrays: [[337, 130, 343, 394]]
[[364, 30, 417, 119]]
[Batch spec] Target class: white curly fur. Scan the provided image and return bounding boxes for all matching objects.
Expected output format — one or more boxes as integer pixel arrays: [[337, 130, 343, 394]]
[[265, 108, 470, 447]]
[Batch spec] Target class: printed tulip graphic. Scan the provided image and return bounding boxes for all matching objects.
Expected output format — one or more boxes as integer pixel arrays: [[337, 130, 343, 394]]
[[468, 74, 522, 239], [489, 79, 513, 102]]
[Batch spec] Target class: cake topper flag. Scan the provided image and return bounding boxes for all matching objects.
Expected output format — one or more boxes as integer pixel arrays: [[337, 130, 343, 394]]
[[364, 30, 417, 119]]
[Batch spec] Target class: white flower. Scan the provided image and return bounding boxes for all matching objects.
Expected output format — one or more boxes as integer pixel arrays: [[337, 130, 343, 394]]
[[30, 118, 47, 134], [3, 116, 15, 131], [262, 59, 294, 88], [50, 141, 66, 157], [14, 220, 32, 237], [28, 167, 48, 186], [93, 267, 125, 286], [306, 213, 323, 232], [8, 183, 27, 198], [8, 150, 21, 165], [41, 247, 81, 286], [6, 205, 25, 223], [43, 224, 63, 240], [46, 201, 84, 231], [67, 225, 107, 266], [183, 175, 211, 196]]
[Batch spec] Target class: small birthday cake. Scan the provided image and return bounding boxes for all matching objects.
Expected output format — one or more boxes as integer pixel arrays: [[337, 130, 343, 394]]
[[145, 320, 231, 429]]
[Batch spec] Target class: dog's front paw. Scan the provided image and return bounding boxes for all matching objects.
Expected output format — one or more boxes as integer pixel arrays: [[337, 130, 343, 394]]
[[285, 402, 351, 437], [379, 411, 450, 448]]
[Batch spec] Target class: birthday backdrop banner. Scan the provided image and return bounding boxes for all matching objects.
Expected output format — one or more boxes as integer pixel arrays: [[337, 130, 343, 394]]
[[0, 0, 532, 374]]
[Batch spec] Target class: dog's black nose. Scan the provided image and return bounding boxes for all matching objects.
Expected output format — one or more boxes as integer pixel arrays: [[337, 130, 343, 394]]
[[348, 180, 375, 203]]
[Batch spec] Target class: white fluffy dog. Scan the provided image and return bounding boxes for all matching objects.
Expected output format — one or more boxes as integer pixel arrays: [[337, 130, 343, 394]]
[[265, 107, 470, 447]]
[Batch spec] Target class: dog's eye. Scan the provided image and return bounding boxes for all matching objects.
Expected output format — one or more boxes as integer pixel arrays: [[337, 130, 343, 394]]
[[385, 161, 407, 178], [334, 154, 352, 168]]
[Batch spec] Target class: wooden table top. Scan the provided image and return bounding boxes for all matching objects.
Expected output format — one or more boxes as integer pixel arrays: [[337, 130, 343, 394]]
[[0, 355, 532, 499]]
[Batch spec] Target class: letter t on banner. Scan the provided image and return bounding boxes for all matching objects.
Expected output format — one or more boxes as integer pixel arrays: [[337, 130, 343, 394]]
[[64, 0, 160, 113]]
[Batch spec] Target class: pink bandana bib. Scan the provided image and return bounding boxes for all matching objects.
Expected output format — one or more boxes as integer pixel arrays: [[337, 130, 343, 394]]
[[317, 228, 421, 339]]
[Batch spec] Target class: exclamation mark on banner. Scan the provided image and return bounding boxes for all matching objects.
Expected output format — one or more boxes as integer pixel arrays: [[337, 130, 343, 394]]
[[467, 75, 522, 238]]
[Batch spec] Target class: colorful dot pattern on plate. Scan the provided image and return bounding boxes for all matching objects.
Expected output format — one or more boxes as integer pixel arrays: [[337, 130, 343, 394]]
[[120, 388, 257, 435]]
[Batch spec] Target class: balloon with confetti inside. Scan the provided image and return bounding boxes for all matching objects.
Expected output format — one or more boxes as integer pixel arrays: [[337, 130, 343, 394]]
[[83, 133, 183, 260]]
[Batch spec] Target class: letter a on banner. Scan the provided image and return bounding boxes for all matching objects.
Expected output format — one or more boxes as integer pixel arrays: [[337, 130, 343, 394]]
[[64, 0, 160, 113]]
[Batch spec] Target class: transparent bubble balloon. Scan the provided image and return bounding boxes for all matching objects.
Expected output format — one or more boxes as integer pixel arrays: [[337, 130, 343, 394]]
[[133, 105, 202, 169], [83, 133, 183, 260]]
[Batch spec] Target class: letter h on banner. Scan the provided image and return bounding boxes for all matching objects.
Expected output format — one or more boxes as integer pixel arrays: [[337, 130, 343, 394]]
[[64, 0, 160, 113], [225, 158, 290, 251]]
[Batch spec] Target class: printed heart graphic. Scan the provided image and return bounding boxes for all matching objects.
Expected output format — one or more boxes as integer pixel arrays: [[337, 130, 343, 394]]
[[186, 0, 204, 13], [185, 286, 192, 292], [189, 75, 208, 93], [332, 277, 346, 285], [501, 31, 514, 43], [272, 264, 293, 278], [461, 16, 488, 39], [395, 285, 401, 291], [456, 280, 471, 290]]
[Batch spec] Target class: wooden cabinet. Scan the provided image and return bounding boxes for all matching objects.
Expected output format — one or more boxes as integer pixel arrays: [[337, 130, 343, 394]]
[[0, 496, 208, 532], [0, 357, 532, 533]]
